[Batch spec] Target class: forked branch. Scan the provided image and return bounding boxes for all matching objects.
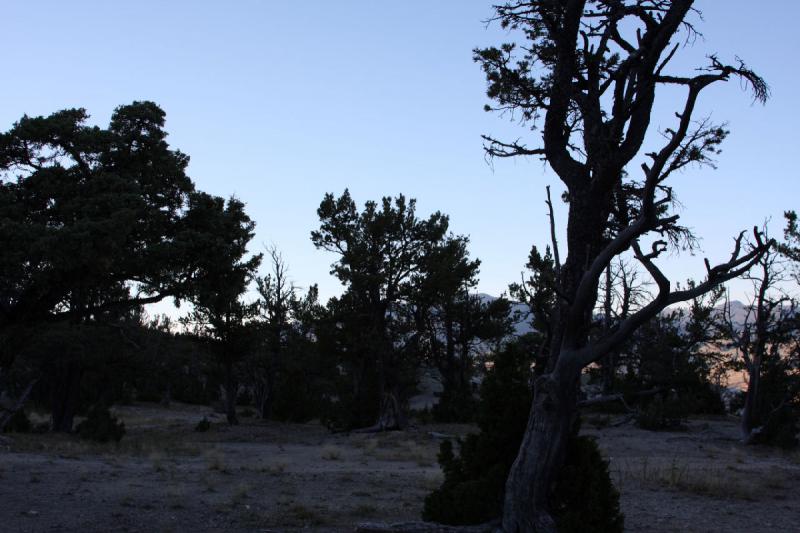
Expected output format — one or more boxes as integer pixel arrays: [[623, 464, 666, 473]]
[[581, 227, 772, 366]]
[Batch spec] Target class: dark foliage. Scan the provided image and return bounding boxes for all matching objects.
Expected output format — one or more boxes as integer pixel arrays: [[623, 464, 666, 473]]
[[431, 387, 479, 424], [312, 190, 451, 429], [76, 405, 125, 442], [716, 240, 800, 448], [0, 101, 265, 432], [194, 417, 211, 432], [3, 409, 31, 433], [423, 337, 624, 531], [423, 339, 533, 525], [751, 405, 799, 449], [747, 349, 800, 449], [619, 307, 726, 429], [553, 435, 624, 533], [635, 396, 688, 431]]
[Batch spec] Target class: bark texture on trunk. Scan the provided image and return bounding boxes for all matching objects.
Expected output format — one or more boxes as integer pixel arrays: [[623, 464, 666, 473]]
[[501, 370, 579, 533], [356, 389, 406, 433], [376, 389, 405, 430], [224, 359, 239, 425], [741, 360, 761, 442], [51, 362, 82, 432], [500, 190, 608, 531]]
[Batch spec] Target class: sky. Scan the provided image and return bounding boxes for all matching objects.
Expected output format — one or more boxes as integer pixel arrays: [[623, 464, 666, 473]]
[[2, 1, 798, 310]]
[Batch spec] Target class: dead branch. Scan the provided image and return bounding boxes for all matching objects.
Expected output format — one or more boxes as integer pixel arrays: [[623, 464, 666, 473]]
[[579, 387, 665, 409], [545, 185, 562, 278], [582, 229, 772, 366]]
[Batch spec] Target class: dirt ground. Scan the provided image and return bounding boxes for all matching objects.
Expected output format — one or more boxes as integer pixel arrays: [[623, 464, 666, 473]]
[[1, 403, 799, 532]]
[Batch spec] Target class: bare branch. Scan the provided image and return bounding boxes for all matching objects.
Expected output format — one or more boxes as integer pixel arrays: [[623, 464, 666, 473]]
[[581, 230, 773, 366], [545, 185, 562, 278], [481, 135, 546, 159]]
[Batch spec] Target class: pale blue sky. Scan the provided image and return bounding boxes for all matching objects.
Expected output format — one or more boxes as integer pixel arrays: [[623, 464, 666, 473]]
[[2, 1, 798, 306]]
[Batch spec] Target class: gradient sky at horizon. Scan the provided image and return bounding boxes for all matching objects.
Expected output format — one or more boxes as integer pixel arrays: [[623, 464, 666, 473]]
[[2, 1, 798, 310]]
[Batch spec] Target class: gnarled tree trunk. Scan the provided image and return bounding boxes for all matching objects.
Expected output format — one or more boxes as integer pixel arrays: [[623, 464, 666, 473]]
[[376, 389, 405, 430], [51, 361, 82, 432], [741, 358, 762, 442], [224, 357, 239, 425], [501, 367, 580, 533]]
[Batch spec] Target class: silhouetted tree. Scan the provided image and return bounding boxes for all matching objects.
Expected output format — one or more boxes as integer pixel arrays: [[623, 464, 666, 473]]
[[249, 247, 328, 421], [312, 190, 448, 430], [424, 335, 623, 532], [183, 193, 261, 425], [413, 235, 513, 421], [252, 247, 294, 419], [594, 259, 650, 394], [716, 244, 800, 447], [475, 2, 771, 529], [0, 102, 196, 328], [510, 244, 558, 373], [271, 284, 332, 422], [416, 235, 481, 415], [620, 286, 726, 429], [0, 102, 217, 431]]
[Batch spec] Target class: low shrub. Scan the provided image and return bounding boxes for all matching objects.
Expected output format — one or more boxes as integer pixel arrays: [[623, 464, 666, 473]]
[[751, 405, 799, 450], [76, 405, 125, 442], [423, 338, 624, 531], [195, 417, 211, 432], [3, 409, 32, 433], [636, 396, 687, 431], [553, 435, 624, 533], [431, 388, 478, 423]]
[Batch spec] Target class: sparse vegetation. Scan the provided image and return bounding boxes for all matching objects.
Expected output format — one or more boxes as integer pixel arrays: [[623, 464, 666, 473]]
[[230, 482, 251, 505], [615, 457, 757, 501], [0, 401, 797, 531], [424, 340, 624, 531], [3, 409, 31, 433], [204, 449, 228, 473], [149, 451, 166, 473], [320, 444, 343, 461], [0, 2, 796, 532], [194, 417, 211, 432]]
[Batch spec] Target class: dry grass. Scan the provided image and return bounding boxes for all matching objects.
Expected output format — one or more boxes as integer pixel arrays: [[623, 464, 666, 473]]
[[9, 428, 202, 459], [204, 449, 228, 473], [257, 459, 289, 474], [149, 451, 166, 472], [320, 444, 343, 460], [615, 457, 757, 500], [351, 503, 378, 517], [166, 485, 185, 509], [355, 437, 379, 454], [422, 469, 444, 490], [201, 473, 218, 493], [277, 503, 332, 527], [6, 405, 800, 533], [230, 482, 251, 505], [367, 438, 436, 466]]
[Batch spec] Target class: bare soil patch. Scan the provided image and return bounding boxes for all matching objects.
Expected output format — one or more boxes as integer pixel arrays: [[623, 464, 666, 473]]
[[1, 403, 798, 532]]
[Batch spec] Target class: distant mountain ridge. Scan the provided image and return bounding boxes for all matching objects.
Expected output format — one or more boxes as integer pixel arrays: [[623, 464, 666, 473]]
[[475, 292, 765, 336]]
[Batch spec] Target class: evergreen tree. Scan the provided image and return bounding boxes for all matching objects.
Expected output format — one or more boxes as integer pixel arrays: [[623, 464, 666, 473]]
[[183, 194, 261, 425], [312, 190, 448, 430]]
